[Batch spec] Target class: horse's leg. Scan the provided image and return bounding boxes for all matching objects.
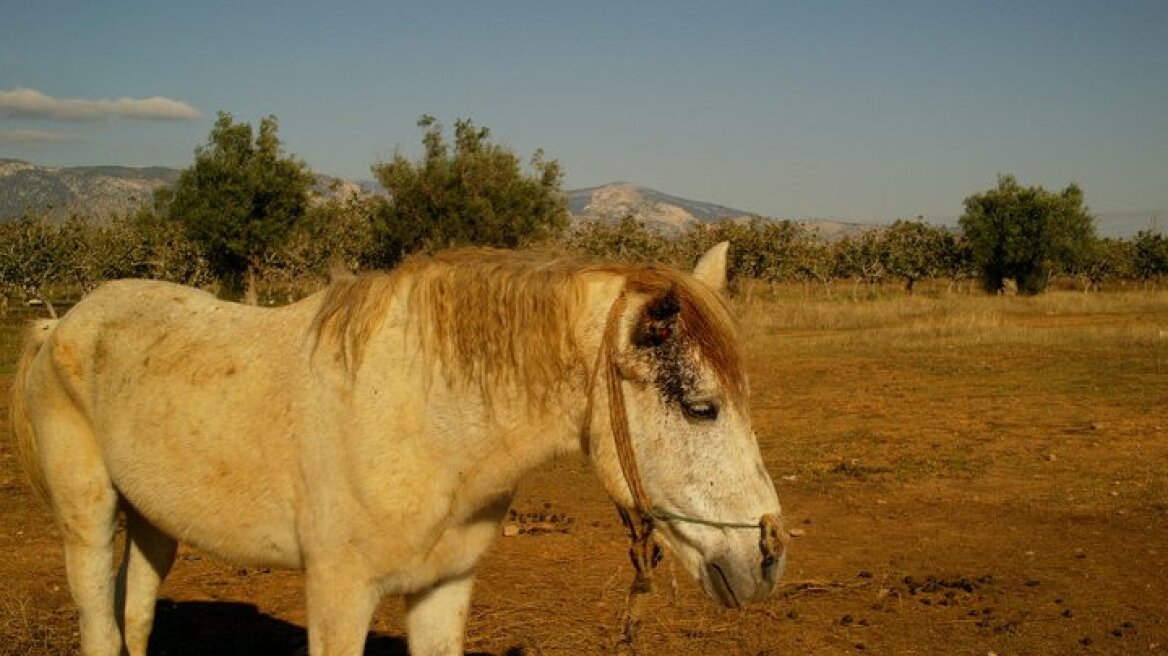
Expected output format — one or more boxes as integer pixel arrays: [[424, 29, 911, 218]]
[[404, 574, 475, 656], [115, 507, 178, 656], [60, 498, 120, 656], [40, 420, 121, 655], [304, 564, 380, 656]]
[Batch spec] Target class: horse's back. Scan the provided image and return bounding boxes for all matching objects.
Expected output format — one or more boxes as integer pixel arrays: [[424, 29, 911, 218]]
[[42, 279, 307, 421], [25, 279, 316, 566]]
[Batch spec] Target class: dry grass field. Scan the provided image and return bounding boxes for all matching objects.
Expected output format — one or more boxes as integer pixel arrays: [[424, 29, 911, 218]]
[[2, 287, 1166, 655]]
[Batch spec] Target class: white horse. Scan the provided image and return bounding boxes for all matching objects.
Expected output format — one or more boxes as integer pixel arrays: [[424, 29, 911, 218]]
[[11, 243, 786, 656]]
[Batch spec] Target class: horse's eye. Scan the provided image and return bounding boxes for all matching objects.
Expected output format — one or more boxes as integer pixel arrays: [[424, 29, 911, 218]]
[[682, 399, 720, 422]]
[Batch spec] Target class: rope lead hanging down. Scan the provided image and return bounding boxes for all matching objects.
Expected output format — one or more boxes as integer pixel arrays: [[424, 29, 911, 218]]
[[617, 506, 661, 595]]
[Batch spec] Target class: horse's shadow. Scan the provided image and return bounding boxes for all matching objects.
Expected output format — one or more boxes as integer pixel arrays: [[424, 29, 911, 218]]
[[149, 599, 509, 655]]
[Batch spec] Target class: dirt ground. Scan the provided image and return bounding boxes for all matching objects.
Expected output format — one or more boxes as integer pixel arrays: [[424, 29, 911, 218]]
[[2, 291, 1166, 655]]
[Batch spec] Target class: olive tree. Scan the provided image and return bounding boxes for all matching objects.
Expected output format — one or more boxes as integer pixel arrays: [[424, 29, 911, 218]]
[[959, 175, 1096, 294], [1133, 230, 1168, 284], [880, 219, 950, 293], [367, 115, 568, 267], [163, 112, 313, 299]]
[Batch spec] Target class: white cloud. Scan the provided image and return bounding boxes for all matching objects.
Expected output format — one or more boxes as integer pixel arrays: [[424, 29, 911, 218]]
[[0, 88, 202, 121], [0, 128, 85, 144]]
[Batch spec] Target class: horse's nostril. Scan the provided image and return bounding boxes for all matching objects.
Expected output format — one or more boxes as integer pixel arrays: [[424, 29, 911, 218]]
[[758, 512, 785, 562]]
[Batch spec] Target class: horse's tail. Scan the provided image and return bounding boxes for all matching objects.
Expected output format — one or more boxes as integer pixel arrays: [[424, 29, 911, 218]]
[[10, 319, 58, 505]]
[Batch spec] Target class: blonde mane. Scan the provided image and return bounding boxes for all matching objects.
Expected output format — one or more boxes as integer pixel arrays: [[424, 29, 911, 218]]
[[311, 248, 746, 408]]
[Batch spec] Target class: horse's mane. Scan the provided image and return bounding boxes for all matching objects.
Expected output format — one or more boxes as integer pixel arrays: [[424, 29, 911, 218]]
[[311, 248, 745, 409]]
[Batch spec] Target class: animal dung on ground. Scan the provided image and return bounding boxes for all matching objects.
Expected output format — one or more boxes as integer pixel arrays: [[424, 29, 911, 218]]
[[502, 508, 576, 536]]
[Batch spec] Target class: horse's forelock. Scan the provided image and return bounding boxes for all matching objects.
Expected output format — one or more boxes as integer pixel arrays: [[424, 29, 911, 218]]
[[620, 267, 747, 406]]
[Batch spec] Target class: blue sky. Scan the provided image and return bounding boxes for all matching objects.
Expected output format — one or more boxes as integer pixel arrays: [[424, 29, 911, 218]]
[[2, 1, 1165, 230]]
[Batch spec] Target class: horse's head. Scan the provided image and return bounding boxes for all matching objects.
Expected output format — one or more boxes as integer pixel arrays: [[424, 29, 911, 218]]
[[585, 242, 786, 609]]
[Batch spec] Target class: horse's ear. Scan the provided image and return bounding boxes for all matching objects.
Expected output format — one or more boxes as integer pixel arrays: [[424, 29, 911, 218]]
[[633, 289, 681, 348], [692, 241, 729, 294]]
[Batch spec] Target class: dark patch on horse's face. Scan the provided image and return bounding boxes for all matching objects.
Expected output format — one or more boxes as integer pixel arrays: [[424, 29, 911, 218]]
[[650, 333, 699, 407], [630, 290, 701, 407], [633, 290, 681, 349]]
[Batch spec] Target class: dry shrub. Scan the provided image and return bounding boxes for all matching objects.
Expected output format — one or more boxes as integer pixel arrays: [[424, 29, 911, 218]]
[[733, 285, 1168, 355], [0, 597, 77, 656]]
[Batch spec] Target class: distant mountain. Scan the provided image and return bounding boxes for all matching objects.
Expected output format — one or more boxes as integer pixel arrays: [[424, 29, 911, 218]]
[[0, 165, 755, 231], [0, 161, 878, 238], [567, 182, 872, 238], [566, 182, 753, 232], [36, 160, 1150, 240], [0, 159, 179, 220], [0, 159, 369, 221]]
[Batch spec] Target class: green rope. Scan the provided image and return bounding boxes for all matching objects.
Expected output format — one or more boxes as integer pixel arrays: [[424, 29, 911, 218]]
[[646, 507, 760, 530]]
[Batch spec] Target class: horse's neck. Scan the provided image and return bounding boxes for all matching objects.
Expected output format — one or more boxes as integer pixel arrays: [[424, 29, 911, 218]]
[[435, 275, 626, 498], [332, 272, 625, 518]]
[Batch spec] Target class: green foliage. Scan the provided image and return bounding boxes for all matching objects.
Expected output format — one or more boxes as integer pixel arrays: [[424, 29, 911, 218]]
[[1132, 230, 1168, 281], [1065, 237, 1133, 291], [560, 216, 979, 296], [366, 116, 568, 267], [562, 215, 671, 264], [118, 207, 214, 286], [712, 218, 807, 282], [164, 112, 313, 297], [934, 232, 976, 287], [257, 194, 377, 290], [959, 175, 1097, 294], [834, 230, 887, 288], [0, 211, 213, 305], [880, 219, 952, 292], [0, 214, 77, 301], [562, 216, 826, 287], [3, 135, 1158, 304]]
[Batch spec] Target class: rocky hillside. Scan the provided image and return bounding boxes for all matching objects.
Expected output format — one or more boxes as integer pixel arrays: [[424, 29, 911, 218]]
[[566, 182, 872, 238], [1, 160, 879, 237], [0, 164, 756, 230], [0, 159, 179, 219], [0, 159, 365, 221], [567, 182, 754, 232]]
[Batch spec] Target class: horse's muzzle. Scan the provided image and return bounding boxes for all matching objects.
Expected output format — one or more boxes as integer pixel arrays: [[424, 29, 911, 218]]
[[700, 513, 788, 608]]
